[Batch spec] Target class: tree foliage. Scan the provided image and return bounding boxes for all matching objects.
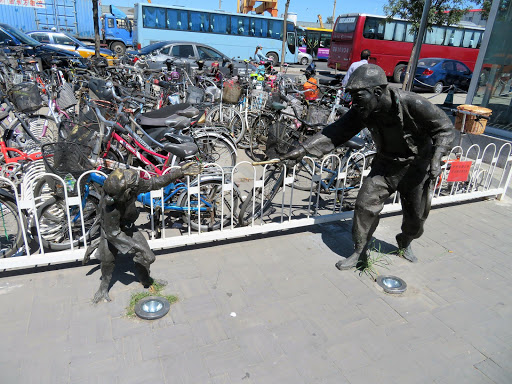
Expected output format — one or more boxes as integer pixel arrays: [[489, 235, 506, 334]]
[[326, 16, 334, 24], [384, 0, 472, 33]]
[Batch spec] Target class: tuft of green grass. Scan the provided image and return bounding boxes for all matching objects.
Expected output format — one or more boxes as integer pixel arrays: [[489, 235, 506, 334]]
[[126, 282, 178, 318], [357, 241, 392, 280]]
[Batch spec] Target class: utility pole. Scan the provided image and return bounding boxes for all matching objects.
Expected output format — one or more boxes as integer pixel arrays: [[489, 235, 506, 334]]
[[280, 0, 291, 72], [219, 0, 221, 9], [403, 0, 431, 91], [332, 0, 337, 27], [92, 0, 100, 58]]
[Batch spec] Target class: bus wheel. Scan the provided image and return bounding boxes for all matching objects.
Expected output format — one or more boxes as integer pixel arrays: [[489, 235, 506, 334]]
[[393, 64, 407, 83], [267, 52, 278, 65], [110, 41, 126, 56]]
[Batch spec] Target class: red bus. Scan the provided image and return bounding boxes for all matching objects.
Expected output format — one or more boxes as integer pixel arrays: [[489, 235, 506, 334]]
[[328, 14, 484, 82]]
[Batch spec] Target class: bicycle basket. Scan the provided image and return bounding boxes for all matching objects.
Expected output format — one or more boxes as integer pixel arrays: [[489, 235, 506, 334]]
[[8, 82, 43, 113], [222, 80, 241, 104], [306, 104, 330, 127], [265, 121, 300, 160], [41, 142, 94, 178], [41, 142, 95, 197], [57, 82, 77, 110]]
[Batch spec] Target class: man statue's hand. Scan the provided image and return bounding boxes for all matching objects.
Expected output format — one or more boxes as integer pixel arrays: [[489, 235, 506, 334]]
[[429, 153, 443, 180], [180, 161, 202, 176], [280, 147, 306, 162]]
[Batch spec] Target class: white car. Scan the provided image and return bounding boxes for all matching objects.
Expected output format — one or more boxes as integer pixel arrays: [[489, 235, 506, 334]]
[[298, 51, 313, 65]]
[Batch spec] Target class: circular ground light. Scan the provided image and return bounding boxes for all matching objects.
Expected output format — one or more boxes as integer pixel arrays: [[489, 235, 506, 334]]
[[134, 296, 171, 320], [376, 275, 407, 294]]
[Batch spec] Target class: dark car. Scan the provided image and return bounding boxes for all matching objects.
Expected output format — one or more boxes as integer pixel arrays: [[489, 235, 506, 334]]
[[127, 41, 256, 76], [0, 23, 84, 68], [400, 58, 473, 93]]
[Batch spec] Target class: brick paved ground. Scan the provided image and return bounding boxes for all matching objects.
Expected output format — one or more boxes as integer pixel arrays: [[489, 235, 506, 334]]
[[1, 196, 511, 383]]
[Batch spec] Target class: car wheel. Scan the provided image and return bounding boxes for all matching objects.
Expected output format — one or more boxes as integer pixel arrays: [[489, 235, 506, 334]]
[[300, 56, 309, 65], [266, 52, 278, 65], [393, 64, 407, 83], [434, 82, 444, 94], [110, 41, 126, 56]]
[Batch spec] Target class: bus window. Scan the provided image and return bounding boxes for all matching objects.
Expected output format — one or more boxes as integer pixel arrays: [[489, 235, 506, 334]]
[[425, 26, 446, 45], [462, 30, 482, 48], [190, 11, 210, 32], [444, 28, 463, 47], [268, 20, 283, 40], [231, 16, 250, 36], [335, 17, 356, 33], [392, 21, 406, 41], [405, 24, 415, 42], [167, 9, 188, 31], [143, 6, 166, 29], [211, 14, 229, 34], [253, 18, 268, 38], [363, 17, 384, 39], [320, 32, 331, 48]]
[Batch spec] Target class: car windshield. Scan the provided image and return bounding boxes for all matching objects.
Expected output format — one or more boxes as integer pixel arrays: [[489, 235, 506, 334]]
[[138, 41, 169, 55], [62, 33, 84, 47], [418, 58, 441, 67], [2, 25, 40, 46]]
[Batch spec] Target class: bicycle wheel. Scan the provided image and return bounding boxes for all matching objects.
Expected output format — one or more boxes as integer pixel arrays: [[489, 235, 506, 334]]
[[32, 189, 101, 251], [345, 154, 375, 187], [4, 115, 58, 152], [177, 179, 240, 231], [205, 105, 245, 144], [0, 196, 24, 258], [238, 164, 284, 227], [194, 132, 237, 168]]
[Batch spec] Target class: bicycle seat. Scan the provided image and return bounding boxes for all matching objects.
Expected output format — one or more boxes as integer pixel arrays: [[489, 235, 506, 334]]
[[161, 141, 198, 159], [176, 106, 200, 118], [271, 101, 287, 111], [165, 115, 190, 130], [137, 104, 195, 127], [344, 136, 365, 150], [163, 132, 194, 144]]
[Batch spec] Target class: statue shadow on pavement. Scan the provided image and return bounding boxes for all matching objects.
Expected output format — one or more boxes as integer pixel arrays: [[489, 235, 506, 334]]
[[86, 254, 139, 290], [312, 221, 398, 260]]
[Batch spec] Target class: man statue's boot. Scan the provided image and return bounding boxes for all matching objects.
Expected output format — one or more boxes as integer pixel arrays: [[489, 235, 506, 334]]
[[335, 245, 368, 270], [396, 233, 418, 263]]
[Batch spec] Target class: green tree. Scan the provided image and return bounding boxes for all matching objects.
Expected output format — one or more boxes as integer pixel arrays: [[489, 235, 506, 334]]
[[384, 0, 472, 87], [326, 16, 334, 24]]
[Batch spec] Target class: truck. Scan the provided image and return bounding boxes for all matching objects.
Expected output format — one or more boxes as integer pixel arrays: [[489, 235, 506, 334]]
[[0, 1, 133, 56]]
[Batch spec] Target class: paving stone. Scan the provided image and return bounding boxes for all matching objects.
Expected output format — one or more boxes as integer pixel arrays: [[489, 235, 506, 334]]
[[190, 316, 230, 346], [154, 323, 196, 357], [201, 339, 249, 378], [161, 348, 211, 384]]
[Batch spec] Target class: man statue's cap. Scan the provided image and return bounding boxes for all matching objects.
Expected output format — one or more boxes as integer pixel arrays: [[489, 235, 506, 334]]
[[346, 64, 388, 91]]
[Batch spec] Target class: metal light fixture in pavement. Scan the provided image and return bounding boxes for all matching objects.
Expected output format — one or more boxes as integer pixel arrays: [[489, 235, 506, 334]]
[[376, 275, 407, 294], [134, 296, 171, 320]]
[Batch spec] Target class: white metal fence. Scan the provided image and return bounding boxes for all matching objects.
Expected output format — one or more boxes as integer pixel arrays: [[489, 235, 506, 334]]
[[1, 142, 511, 271]]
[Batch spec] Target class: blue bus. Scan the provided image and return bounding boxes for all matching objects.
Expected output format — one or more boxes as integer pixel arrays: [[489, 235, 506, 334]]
[[134, 3, 299, 64]]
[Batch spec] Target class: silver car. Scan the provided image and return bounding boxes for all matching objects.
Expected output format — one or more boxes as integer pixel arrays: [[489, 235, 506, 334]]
[[128, 41, 257, 76], [298, 51, 313, 65]]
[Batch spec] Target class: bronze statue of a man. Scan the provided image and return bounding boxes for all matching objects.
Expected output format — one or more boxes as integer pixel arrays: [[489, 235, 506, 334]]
[[283, 64, 455, 269], [86, 163, 201, 303]]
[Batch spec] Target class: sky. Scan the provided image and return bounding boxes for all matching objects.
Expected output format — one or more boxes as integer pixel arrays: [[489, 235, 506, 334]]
[[104, 0, 390, 23]]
